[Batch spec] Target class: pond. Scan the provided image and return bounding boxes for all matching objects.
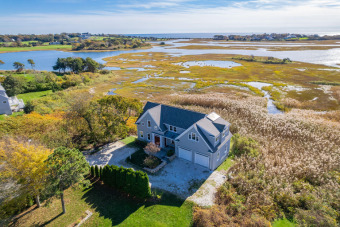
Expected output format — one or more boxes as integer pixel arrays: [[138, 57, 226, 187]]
[[174, 60, 242, 68]]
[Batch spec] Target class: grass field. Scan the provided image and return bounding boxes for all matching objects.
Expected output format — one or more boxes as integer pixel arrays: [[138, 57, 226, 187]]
[[0, 45, 72, 53], [17, 90, 53, 103], [10, 181, 193, 227]]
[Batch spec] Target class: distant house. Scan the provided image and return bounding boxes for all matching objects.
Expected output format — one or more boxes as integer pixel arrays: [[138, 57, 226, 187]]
[[136, 102, 232, 170], [79, 32, 91, 39], [0, 84, 25, 115], [49, 42, 61, 45]]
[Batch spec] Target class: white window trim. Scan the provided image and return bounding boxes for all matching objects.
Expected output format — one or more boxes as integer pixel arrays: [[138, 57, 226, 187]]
[[147, 120, 151, 128], [147, 133, 151, 141], [140, 131, 144, 138]]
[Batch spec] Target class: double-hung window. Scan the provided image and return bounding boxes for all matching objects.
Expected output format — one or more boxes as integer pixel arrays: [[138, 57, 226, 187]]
[[147, 120, 151, 128], [140, 131, 144, 138], [189, 132, 199, 142], [147, 133, 151, 141]]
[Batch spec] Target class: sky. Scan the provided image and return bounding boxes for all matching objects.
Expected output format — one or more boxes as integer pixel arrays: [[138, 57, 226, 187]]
[[0, 0, 339, 35]]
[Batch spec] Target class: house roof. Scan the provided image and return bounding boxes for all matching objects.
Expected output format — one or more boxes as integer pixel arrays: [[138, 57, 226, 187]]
[[138, 101, 206, 130]]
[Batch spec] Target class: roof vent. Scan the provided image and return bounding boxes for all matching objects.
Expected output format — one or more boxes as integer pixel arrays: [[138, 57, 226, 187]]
[[207, 112, 220, 121]]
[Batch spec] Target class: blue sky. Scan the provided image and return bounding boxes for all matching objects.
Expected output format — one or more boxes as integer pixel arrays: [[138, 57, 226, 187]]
[[1, 0, 340, 34]]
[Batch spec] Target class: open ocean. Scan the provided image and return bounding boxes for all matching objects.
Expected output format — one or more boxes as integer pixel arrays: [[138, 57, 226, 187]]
[[124, 32, 340, 39]]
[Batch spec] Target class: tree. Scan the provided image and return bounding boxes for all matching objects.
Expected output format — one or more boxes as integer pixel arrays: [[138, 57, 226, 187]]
[[27, 59, 35, 70], [0, 138, 52, 208], [0, 60, 4, 65], [97, 96, 143, 138], [2, 75, 26, 96], [13, 62, 25, 72], [46, 147, 89, 214], [85, 57, 100, 73], [94, 165, 99, 178], [144, 142, 160, 154]]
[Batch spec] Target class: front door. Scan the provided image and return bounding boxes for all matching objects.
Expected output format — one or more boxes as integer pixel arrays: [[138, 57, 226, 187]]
[[155, 136, 160, 146]]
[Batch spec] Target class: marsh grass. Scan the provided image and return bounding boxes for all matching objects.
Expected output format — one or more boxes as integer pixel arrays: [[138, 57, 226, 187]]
[[170, 93, 340, 226]]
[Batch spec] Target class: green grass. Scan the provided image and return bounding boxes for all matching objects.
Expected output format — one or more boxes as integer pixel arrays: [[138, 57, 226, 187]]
[[217, 139, 234, 171], [17, 90, 53, 103], [121, 136, 138, 146], [0, 112, 24, 121], [272, 218, 296, 227], [10, 182, 193, 227], [216, 157, 234, 171], [0, 45, 72, 53]]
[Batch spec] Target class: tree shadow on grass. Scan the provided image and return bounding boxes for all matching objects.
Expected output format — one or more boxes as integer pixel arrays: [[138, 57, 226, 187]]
[[81, 181, 185, 226]]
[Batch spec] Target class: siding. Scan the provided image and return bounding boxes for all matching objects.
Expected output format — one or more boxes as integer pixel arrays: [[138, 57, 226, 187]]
[[0, 95, 12, 115], [212, 138, 231, 170], [176, 127, 212, 164], [136, 112, 160, 142]]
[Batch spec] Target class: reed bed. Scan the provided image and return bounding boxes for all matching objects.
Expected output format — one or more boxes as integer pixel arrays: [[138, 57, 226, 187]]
[[170, 93, 340, 226]]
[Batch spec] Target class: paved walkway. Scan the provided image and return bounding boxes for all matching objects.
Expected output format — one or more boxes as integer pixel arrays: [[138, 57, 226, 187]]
[[85, 141, 227, 206]]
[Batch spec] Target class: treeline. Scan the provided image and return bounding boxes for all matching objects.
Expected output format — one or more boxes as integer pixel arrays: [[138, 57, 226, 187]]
[[90, 165, 151, 198], [2, 72, 90, 96], [0, 33, 80, 43], [72, 38, 150, 51], [53, 57, 104, 73], [232, 55, 292, 64]]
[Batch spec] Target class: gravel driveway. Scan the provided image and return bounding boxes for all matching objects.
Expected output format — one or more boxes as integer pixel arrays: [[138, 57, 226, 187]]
[[85, 141, 227, 206]]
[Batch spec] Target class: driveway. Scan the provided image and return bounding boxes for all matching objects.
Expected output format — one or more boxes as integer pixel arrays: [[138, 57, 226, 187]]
[[85, 141, 227, 206]]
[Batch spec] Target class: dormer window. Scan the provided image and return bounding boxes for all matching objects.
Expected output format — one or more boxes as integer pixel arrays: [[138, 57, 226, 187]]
[[147, 120, 151, 128], [169, 125, 177, 132]]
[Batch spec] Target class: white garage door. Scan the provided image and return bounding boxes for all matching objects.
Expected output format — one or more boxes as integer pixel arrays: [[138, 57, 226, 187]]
[[195, 153, 210, 168], [178, 147, 192, 161]]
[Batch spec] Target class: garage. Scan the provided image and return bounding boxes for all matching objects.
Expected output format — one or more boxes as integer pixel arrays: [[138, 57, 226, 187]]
[[194, 153, 210, 168], [178, 147, 192, 161]]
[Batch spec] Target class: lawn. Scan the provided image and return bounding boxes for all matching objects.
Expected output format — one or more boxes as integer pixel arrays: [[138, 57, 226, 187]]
[[272, 218, 296, 227], [0, 45, 72, 53], [17, 90, 53, 103], [120, 136, 138, 146], [0, 112, 23, 121], [10, 182, 193, 227]]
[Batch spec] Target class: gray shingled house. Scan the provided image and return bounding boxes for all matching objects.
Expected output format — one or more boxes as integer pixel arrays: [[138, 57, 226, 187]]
[[136, 102, 232, 170], [0, 84, 25, 115]]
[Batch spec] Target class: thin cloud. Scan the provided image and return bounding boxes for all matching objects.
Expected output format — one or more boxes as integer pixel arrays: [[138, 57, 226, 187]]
[[0, 1, 339, 34]]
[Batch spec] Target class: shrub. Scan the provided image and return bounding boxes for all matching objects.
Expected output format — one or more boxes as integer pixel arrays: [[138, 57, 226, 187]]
[[100, 69, 110, 74], [99, 166, 103, 179], [167, 149, 175, 157], [143, 155, 161, 169], [136, 171, 151, 198], [231, 133, 259, 157], [100, 165, 151, 198], [144, 142, 160, 154], [94, 165, 99, 177], [90, 166, 95, 176]]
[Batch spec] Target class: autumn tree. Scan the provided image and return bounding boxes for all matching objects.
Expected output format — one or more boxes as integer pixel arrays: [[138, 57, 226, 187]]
[[0, 138, 52, 208], [46, 147, 89, 214], [96, 95, 143, 138]]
